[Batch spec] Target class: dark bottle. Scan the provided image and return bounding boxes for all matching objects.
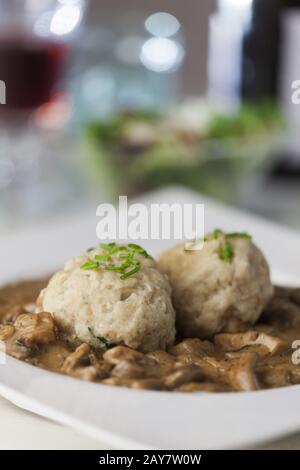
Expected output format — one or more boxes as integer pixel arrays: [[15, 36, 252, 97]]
[[241, 0, 281, 101], [241, 0, 300, 102]]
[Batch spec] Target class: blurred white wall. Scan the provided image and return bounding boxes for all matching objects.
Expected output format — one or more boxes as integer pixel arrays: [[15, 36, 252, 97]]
[[86, 0, 216, 98]]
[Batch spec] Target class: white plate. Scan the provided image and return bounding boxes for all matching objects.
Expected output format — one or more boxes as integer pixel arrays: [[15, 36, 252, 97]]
[[1, 186, 300, 450]]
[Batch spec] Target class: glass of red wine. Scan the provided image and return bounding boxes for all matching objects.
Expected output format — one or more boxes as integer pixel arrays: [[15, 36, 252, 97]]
[[0, 0, 87, 226]]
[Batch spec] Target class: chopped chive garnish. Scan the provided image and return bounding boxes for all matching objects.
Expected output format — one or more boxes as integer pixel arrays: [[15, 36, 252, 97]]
[[121, 266, 140, 279], [213, 229, 223, 239], [81, 243, 148, 279], [118, 252, 132, 259], [128, 243, 150, 257], [88, 327, 113, 350], [81, 259, 99, 270], [99, 242, 116, 251], [97, 336, 113, 349], [131, 259, 141, 266], [95, 254, 112, 261], [191, 229, 252, 263], [104, 265, 125, 272], [226, 232, 252, 239], [219, 241, 234, 263]]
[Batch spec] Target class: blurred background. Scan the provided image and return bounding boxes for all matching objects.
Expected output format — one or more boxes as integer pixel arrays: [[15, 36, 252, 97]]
[[1, 0, 300, 232]]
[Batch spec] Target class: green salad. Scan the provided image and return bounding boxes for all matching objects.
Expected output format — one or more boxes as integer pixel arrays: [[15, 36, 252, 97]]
[[81, 100, 284, 201]]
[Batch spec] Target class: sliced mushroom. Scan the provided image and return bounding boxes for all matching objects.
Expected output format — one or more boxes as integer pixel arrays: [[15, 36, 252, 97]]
[[193, 356, 229, 383], [89, 352, 113, 374], [103, 345, 145, 365], [71, 366, 99, 382], [254, 332, 286, 355], [2, 312, 55, 360], [164, 365, 203, 390], [34, 343, 71, 371], [14, 313, 55, 347], [229, 352, 260, 392], [101, 377, 133, 387], [176, 381, 229, 393], [214, 331, 254, 351], [112, 359, 157, 380], [0, 324, 15, 341], [61, 343, 90, 373], [214, 331, 286, 355], [147, 350, 175, 374], [61, 344, 111, 380], [169, 338, 215, 357], [147, 350, 175, 367], [130, 378, 163, 390], [215, 331, 258, 350], [174, 353, 202, 367], [258, 364, 291, 388]]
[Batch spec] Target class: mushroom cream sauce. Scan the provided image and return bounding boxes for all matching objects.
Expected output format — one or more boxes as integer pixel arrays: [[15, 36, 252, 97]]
[[1, 279, 300, 393]]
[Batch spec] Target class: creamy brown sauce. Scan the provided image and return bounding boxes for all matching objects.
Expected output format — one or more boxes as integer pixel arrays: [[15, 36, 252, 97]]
[[1, 279, 300, 393]]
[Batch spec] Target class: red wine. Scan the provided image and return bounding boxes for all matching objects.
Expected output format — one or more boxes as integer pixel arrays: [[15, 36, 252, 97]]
[[0, 33, 69, 110]]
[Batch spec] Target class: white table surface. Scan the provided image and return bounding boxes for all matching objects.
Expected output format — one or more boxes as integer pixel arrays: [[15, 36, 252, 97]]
[[0, 396, 114, 450]]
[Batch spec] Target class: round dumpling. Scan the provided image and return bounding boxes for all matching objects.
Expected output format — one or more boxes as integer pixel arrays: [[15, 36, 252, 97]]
[[38, 244, 176, 353], [158, 232, 273, 338]]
